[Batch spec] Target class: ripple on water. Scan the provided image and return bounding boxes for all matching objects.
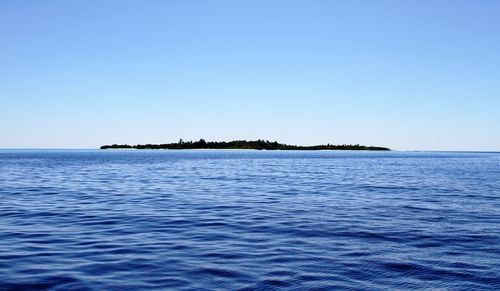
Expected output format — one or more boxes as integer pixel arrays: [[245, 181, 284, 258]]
[[0, 150, 499, 290]]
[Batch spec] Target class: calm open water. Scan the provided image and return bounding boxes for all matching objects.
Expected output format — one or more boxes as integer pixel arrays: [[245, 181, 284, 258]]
[[0, 150, 499, 290]]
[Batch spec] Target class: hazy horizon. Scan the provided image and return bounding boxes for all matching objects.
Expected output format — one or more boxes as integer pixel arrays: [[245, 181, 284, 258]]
[[1, 143, 500, 153], [1, 1, 499, 151]]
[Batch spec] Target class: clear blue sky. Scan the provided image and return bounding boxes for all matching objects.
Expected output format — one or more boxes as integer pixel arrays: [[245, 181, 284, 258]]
[[1, 0, 499, 150]]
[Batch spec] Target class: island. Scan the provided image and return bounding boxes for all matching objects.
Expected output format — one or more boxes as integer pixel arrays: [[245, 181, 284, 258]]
[[100, 139, 390, 151]]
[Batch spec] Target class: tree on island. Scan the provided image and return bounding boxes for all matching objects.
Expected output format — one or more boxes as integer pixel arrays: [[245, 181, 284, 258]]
[[100, 139, 390, 151]]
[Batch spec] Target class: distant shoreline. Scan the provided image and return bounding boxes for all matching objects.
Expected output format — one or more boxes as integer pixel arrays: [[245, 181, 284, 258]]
[[100, 139, 391, 151]]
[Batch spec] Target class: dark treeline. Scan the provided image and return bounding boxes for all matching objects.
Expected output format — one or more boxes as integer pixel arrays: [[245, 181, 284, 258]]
[[100, 139, 390, 151]]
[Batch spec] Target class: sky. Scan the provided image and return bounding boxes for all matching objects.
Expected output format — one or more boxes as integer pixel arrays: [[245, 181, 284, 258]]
[[1, 0, 499, 151]]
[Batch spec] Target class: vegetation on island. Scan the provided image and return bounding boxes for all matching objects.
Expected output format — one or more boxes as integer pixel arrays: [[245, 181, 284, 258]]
[[100, 139, 390, 151]]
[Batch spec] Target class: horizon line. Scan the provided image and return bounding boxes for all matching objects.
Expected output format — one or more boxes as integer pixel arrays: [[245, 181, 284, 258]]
[[0, 148, 499, 154]]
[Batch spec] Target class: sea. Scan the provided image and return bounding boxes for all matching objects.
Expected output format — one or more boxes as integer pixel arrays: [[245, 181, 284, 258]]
[[0, 150, 499, 290]]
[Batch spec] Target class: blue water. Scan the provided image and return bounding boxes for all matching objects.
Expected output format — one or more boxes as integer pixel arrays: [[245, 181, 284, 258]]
[[0, 150, 499, 290]]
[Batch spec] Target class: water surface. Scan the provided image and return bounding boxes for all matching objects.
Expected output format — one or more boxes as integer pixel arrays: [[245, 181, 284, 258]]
[[0, 150, 499, 290]]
